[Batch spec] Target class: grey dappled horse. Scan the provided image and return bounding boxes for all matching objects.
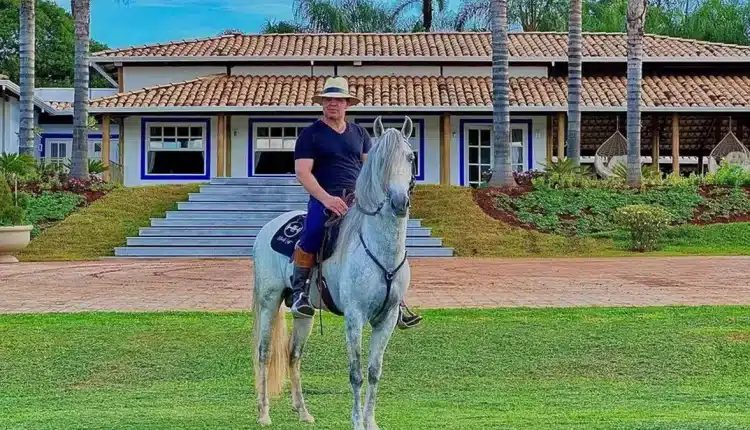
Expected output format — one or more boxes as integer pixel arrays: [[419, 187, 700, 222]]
[[252, 116, 416, 430]]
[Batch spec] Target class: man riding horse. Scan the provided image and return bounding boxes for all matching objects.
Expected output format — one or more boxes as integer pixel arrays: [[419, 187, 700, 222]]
[[289, 76, 422, 329]]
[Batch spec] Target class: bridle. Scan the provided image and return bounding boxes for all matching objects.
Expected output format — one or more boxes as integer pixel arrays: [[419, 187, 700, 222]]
[[354, 158, 416, 321]]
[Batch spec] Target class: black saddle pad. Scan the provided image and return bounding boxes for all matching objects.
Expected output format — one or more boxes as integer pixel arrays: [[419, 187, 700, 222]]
[[270, 213, 342, 262], [271, 214, 306, 258]]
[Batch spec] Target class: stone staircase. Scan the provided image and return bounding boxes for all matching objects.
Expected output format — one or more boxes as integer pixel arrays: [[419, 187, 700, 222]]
[[114, 177, 454, 258]]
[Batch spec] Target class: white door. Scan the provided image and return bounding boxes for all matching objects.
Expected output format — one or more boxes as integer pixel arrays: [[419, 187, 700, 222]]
[[465, 124, 528, 187]]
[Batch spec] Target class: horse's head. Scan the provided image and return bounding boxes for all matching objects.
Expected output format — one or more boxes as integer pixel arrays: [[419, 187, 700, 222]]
[[369, 116, 416, 218]]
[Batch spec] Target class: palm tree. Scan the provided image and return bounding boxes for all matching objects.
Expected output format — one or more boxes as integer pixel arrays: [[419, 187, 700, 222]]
[[70, 0, 90, 179], [18, 0, 35, 157], [626, 0, 647, 186], [488, 0, 514, 187], [566, 0, 582, 165], [291, 0, 396, 32], [455, 0, 567, 32], [390, 0, 446, 31]]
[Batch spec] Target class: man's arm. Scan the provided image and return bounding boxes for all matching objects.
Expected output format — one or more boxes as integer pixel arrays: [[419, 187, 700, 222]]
[[295, 159, 348, 216]]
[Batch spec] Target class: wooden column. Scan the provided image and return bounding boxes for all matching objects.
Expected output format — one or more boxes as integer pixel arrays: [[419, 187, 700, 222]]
[[651, 116, 660, 169], [546, 114, 554, 165], [117, 67, 124, 93], [216, 115, 226, 177], [225, 115, 232, 176], [116, 117, 125, 185], [671, 113, 680, 174], [439, 113, 451, 185], [101, 115, 111, 182], [556, 112, 565, 161]]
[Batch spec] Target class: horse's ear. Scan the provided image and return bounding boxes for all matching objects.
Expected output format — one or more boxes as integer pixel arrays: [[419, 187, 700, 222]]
[[373, 116, 385, 138], [401, 116, 413, 140]]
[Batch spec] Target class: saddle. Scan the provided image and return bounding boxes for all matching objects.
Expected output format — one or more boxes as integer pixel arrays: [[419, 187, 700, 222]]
[[271, 193, 356, 316]]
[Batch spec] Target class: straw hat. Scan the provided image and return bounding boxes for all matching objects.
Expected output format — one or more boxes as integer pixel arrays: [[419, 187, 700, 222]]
[[312, 76, 361, 105]]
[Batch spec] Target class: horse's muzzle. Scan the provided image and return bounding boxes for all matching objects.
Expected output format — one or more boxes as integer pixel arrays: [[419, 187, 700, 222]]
[[389, 190, 410, 217]]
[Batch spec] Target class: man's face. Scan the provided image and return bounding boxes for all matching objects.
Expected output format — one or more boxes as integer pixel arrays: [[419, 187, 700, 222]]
[[321, 97, 350, 121]]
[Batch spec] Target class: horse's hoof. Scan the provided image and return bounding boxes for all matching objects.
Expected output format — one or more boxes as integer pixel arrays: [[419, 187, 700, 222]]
[[366, 421, 380, 430], [258, 415, 272, 426], [299, 411, 315, 423]]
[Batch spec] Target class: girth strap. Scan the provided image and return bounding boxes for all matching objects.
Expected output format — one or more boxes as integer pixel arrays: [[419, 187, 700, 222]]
[[358, 231, 408, 320]]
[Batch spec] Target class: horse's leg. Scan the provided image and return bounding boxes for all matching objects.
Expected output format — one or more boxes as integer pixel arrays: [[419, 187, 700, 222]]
[[289, 317, 315, 423], [345, 313, 366, 430], [364, 307, 399, 430], [254, 294, 287, 426]]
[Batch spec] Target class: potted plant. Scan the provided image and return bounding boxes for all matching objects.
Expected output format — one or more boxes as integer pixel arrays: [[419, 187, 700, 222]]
[[0, 173, 32, 263]]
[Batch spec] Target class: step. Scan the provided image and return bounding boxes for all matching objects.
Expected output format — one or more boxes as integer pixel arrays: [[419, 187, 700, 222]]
[[127, 236, 443, 247], [114, 246, 453, 258], [199, 185, 307, 194], [210, 177, 300, 186], [178, 202, 307, 211], [151, 218, 423, 228], [165, 211, 290, 220], [139, 227, 434, 237], [188, 193, 309, 203]]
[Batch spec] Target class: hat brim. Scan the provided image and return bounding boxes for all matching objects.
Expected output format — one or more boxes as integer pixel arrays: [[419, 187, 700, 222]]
[[312, 93, 361, 105]]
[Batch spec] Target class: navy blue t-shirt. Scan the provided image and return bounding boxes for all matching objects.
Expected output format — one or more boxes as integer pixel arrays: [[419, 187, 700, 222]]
[[294, 120, 371, 196]]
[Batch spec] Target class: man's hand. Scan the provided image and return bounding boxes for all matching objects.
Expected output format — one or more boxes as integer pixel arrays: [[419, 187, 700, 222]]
[[322, 195, 348, 216]]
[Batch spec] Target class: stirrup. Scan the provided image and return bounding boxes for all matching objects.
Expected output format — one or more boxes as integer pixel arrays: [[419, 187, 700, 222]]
[[397, 305, 422, 329], [291, 294, 315, 318]]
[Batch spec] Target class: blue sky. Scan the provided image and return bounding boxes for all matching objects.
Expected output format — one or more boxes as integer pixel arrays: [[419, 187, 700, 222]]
[[53, 0, 462, 50]]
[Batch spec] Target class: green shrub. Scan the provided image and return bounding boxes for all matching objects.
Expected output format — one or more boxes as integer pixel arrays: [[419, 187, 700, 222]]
[[0, 152, 37, 180], [538, 158, 594, 189], [697, 187, 750, 221], [499, 184, 701, 236], [705, 162, 750, 187], [613, 204, 672, 252], [19, 191, 85, 236], [0, 174, 24, 226]]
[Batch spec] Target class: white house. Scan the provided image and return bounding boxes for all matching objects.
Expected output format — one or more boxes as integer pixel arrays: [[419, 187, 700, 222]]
[[5, 32, 750, 187]]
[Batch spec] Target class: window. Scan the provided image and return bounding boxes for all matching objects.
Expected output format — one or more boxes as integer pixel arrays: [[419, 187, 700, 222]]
[[466, 124, 527, 188], [362, 121, 421, 178], [146, 123, 206, 175], [253, 124, 306, 175], [48, 141, 69, 167]]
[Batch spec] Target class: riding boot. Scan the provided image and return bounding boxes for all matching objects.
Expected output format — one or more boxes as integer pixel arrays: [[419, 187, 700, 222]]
[[397, 301, 422, 329], [290, 246, 315, 318]]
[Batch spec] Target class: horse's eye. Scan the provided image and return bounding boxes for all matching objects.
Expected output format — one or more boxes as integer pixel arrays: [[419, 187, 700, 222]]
[[407, 152, 415, 162]]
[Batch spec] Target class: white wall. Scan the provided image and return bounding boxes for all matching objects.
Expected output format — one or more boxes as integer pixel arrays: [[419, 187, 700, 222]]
[[231, 65, 334, 76], [123, 66, 226, 91], [0, 97, 20, 154], [443, 65, 548, 78]]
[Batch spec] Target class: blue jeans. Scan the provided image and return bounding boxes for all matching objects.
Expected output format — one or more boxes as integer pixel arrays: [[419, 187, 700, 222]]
[[298, 197, 327, 254]]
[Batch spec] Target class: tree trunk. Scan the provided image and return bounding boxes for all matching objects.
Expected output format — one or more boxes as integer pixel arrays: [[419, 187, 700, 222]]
[[488, 0, 514, 187], [423, 0, 433, 31], [566, 0, 582, 165], [626, 0, 646, 187], [18, 0, 35, 157], [70, 0, 91, 179]]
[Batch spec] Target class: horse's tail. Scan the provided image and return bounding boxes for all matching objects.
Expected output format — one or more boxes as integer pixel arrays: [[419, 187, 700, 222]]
[[252, 282, 289, 399]]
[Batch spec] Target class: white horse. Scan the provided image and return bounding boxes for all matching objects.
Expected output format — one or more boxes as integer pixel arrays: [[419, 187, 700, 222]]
[[252, 116, 416, 430]]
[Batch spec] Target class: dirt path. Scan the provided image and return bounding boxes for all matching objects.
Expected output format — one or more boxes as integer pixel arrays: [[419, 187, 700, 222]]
[[1, 256, 749, 313]]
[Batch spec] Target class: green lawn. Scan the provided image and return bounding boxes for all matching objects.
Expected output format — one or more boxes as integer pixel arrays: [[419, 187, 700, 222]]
[[2, 308, 750, 429], [19, 184, 199, 261]]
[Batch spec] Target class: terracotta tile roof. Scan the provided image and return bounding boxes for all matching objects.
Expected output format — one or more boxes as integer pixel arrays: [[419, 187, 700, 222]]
[[88, 74, 750, 111], [47, 101, 72, 110], [91, 32, 750, 60]]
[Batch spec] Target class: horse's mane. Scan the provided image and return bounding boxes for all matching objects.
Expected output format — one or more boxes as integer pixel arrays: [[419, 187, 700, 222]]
[[333, 128, 405, 262]]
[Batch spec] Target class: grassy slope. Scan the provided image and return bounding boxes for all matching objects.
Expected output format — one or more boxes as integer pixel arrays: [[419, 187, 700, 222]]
[[611, 222, 750, 256], [1, 308, 749, 429], [410, 185, 620, 257], [19, 184, 199, 261]]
